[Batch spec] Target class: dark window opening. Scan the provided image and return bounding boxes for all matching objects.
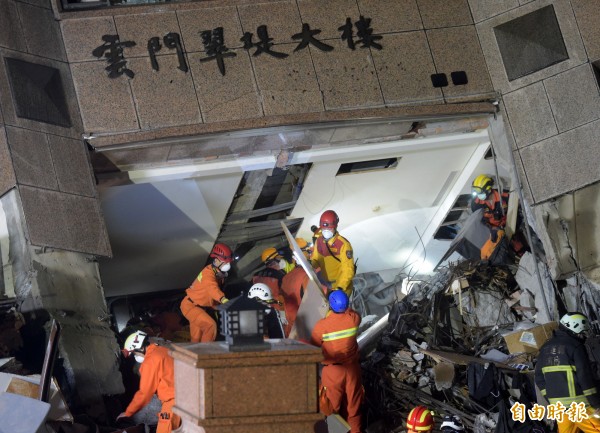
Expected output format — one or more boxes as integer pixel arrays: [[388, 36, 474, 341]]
[[336, 157, 399, 176], [494, 5, 568, 81]]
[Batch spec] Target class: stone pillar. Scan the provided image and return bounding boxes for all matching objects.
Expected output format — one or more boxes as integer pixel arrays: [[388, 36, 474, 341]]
[[171, 340, 323, 433]]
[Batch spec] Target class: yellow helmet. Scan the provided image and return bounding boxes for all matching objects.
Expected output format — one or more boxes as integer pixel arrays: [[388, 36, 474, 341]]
[[261, 247, 280, 263], [295, 238, 309, 250], [472, 174, 493, 194]]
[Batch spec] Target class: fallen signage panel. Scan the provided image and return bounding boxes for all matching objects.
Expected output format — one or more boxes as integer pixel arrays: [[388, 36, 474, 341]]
[[280, 222, 328, 343]]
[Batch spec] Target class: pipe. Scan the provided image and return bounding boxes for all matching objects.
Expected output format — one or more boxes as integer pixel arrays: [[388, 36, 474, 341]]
[[358, 313, 389, 351]]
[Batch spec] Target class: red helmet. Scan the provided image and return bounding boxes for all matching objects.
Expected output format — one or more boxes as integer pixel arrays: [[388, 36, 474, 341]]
[[210, 243, 233, 263], [406, 406, 434, 432], [320, 210, 339, 230]]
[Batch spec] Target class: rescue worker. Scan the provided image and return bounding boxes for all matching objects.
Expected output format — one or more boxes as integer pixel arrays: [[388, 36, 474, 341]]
[[253, 247, 286, 313], [471, 175, 509, 260], [534, 312, 600, 433], [295, 237, 313, 260], [406, 406, 434, 433], [311, 290, 363, 433], [281, 240, 311, 336], [180, 243, 232, 343], [118, 331, 181, 433], [248, 283, 285, 339], [440, 414, 465, 432], [310, 210, 355, 296]]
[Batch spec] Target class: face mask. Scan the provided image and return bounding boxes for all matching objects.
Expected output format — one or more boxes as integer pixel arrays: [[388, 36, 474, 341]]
[[322, 229, 334, 240], [278, 259, 287, 270], [219, 262, 231, 273], [476, 193, 487, 200], [134, 354, 145, 364]]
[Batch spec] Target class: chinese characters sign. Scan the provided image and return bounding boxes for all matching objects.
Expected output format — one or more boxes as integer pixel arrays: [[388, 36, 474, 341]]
[[93, 17, 383, 79]]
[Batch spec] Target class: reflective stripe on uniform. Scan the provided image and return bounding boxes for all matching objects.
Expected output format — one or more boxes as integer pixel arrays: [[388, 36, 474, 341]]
[[542, 365, 577, 398], [584, 387, 598, 396], [548, 396, 590, 405], [322, 327, 358, 342]]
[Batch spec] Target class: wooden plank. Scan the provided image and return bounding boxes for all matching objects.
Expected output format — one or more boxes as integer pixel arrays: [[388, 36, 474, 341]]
[[280, 222, 329, 342]]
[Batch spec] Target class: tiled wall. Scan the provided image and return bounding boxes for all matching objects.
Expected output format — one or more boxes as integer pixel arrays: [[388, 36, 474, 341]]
[[0, 0, 111, 256], [473, 0, 600, 204], [60, 0, 494, 134]]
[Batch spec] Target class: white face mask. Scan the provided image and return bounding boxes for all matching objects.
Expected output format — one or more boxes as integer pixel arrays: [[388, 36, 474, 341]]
[[278, 259, 287, 270], [219, 262, 231, 273], [134, 354, 145, 363], [322, 229, 334, 240], [476, 193, 487, 200]]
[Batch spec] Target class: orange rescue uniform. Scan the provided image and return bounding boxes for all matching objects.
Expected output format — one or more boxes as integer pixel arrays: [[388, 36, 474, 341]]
[[125, 344, 181, 433], [180, 265, 226, 342], [253, 267, 285, 311], [311, 309, 363, 433], [471, 189, 508, 228], [280, 265, 310, 337], [311, 234, 355, 296]]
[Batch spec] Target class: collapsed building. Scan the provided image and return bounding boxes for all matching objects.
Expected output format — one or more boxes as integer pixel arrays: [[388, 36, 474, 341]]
[[1, 0, 600, 431]]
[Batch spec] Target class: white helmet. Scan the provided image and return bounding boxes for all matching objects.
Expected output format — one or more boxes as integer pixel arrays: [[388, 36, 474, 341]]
[[248, 283, 274, 303], [441, 415, 465, 432], [560, 312, 589, 334], [123, 330, 148, 357]]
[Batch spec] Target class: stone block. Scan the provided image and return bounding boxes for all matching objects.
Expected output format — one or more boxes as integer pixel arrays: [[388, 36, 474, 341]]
[[17, 2, 66, 61], [127, 55, 202, 129], [426, 26, 493, 100], [114, 12, 180, 58], [61, 17, 117, 63], [311, 39, 383, 110], [171, 340, 322, 432], [238, 1, 302, 45], [475, 0, 587, 94], [5, 126, 57, 190], [467, 0, 519, 23], [572, 0, 600, 62], [70, 61, 139, 133], [371, 31, 443, 105], [503, 81, 557, 148], [357, 0, 422, 33], [297, 0, 360, 40], [250, 42, 323, 116], [0, 0, 27, 51], [0, 49, 82, 138], [512, 149, 534, 205], [417, 0, 473, 28], [47, 135, 96, 198], [19, 185, 111, 256], [0, 127, 16, 197], [519, 119, 600, 203], [188, 49, 262, 123], [177, 6, 244, 53], [544, 63, 600, 133], [16, 0, 51, 9]]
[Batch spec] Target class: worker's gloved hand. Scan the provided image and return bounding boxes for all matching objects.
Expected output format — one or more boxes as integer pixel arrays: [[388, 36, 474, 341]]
[[311, 225, 319, 233], [220, 296, 229, 304], [592, 408, 600, 419], [278, 310, 288, 326]]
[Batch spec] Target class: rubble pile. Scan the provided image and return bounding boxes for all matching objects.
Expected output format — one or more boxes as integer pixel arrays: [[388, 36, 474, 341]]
[[362, 260, 551, 433]]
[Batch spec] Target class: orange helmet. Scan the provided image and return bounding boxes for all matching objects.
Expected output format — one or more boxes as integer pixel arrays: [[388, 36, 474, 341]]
[[320, 210, 339, 230], [261, 247, 280, 263], [406, 406, 434, 432], [210, 243, 233, 263]]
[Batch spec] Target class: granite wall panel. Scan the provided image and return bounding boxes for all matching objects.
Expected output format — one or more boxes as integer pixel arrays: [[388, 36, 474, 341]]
[[426, 26, 493, 100], [19, 185, 112, 257], [371, 32, 443, 105], [249, 42, 323, 116], [357, 0, 422, 33], [467, 0, 519, 23], [238, 1, 302, 45], [572, 0, 600, 62], [0, 127, 16, 197], [311, 39, 383, 110], [417, 0, 473, 28], [114, 12, 180, 58], [297, 0, 360, 40], [61, 17, 117, 63], [17, 2, 67, 61], [127, 55, 202, 129], [177, 6, 243, 53], [0, 0, 27, 52], [188, 49, 262, 123], [5, 126, 57, 190], [519, 119, 600, 203], [48, 135, 96, 198]]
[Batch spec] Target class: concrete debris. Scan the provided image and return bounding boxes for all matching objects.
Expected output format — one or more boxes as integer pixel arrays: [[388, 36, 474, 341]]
[[514, 252, 556, 323]]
